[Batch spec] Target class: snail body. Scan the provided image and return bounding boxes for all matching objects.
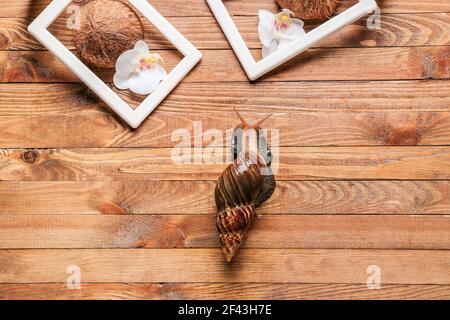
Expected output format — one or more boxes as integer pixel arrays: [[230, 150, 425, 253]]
[[215, 111, 276, 262]]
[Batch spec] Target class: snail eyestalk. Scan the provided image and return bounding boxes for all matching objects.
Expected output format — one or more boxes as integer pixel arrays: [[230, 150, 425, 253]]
[[234, 108, 272, 155]]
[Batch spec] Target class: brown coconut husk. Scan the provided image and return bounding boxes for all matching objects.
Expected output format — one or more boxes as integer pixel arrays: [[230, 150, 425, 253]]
[[74, 0, 144, 69], [275, 0, 341, 20]]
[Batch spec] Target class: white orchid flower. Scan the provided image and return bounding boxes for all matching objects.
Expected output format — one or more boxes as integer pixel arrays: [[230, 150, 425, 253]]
[[258, 9, 306, 58], [113, 40, 167, 95]]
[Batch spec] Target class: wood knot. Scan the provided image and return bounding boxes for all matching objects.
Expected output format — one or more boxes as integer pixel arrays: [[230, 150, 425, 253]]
[[385, 127, 420, 145], [22, 150, 40, 163], [98, 202, 126, 215], [4, 56, 43, 82]]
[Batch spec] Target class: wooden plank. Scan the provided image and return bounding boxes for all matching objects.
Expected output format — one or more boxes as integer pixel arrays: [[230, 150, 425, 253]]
[[2, 14, 449, 50], [0, 249, 448, 284], [0, 215, 448, 249], [0, 81, 448, 117], [4, 108, 450, 148], [1, 283, 449, 300], [1, 0, 449, 18], [1, 47, 449, 83], [2, 180, 450, 215], [2, 147, 450, 181]]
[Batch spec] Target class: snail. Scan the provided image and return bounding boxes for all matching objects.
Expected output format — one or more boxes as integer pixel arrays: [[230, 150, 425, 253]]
[[215, 110, 276, 262]]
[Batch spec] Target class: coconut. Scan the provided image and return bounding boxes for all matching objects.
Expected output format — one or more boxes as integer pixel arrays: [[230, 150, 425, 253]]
[[275, 0, 341, 20], [74, 0, 144, 69]]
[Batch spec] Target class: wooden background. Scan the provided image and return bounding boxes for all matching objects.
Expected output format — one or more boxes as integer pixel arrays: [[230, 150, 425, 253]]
[[0, 0, 449, 300]]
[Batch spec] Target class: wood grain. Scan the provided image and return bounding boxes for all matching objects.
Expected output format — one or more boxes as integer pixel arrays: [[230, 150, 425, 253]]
[[2, 147, 450, 181], [1, 283, 449, 300], [0, 81, 448, 115], [1, 47, 449, 83], [0, 249, 448, 284], [1, 78, 450, 148], [5, 108, 450, 148], [0, 215, 448, 249], [1, 0, 450, 300], [2, 180, 450, 215], [1, 0, 449, 18], [1, 13, 449, 50]]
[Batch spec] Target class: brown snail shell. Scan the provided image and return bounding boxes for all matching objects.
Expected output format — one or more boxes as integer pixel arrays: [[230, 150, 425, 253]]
[[275, 0, 341, 20], [74, 0, 144, 69], [215, 111, 276, 262]]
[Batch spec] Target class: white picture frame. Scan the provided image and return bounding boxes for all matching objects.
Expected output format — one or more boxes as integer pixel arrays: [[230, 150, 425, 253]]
[[206, 0, 378, 80], [28, 0, 202, 128]]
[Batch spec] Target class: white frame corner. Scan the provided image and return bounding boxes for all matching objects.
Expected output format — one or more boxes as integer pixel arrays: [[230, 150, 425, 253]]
[[206, 0, 378, 81], [28, 0, 202, 128]]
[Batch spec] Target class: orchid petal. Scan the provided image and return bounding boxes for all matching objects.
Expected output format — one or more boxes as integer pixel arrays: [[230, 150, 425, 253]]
[[281, 8, 295, 17], [262, 41, 278, 58], [115, 49, 142, 77], [258, 10, 276, 47], [278, 28, 304, 48], [113, 73, 130, 90], [134, 40, 149, 53], [292, 18, 305, 28], [128, 68, 163, 95], [282, 19, 305, 37], [155, 64, 168, 79], [274, 17, 305, 50], [278, 36, 294, 49], [289, 20, 306, 38], [259, 27, 275, 47], [258, 9, 274, 24]]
